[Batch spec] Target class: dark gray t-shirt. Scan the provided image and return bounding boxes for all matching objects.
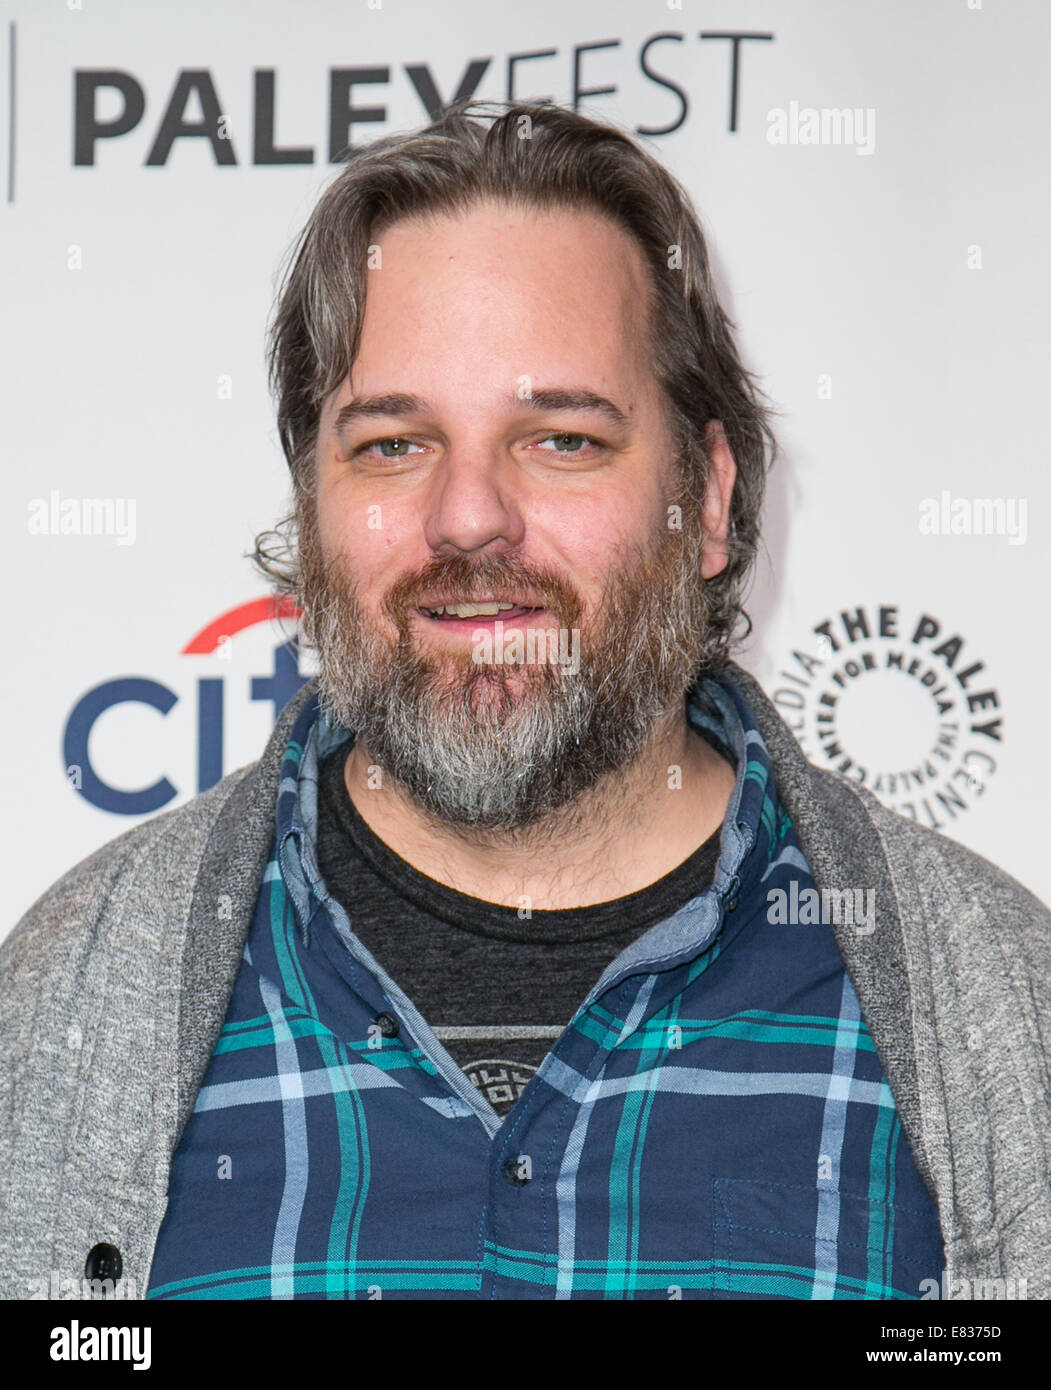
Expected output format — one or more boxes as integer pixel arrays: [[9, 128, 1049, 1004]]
[[315, 742, 724, 1116]]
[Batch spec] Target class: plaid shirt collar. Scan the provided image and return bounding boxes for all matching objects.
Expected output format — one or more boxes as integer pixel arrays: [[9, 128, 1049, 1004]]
[[274, 667, 776, 990]]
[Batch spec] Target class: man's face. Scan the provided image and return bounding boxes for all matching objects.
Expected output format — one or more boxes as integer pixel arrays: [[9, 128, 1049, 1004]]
[[301, 198, 719, 831]]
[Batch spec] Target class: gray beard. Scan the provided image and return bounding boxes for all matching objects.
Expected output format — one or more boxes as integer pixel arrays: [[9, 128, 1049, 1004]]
[[300, 501, 712, 834]]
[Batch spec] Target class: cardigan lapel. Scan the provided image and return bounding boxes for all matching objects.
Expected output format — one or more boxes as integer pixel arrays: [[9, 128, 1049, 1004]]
[[723, 662, 930, 1196], [176, 676, 320, 1151]]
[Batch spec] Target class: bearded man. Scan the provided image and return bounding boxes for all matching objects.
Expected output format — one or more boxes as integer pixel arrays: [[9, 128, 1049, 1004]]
[[2, 102, 1048, 1304]]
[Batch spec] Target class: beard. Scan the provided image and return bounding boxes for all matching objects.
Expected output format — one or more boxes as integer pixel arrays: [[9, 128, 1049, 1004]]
[[296, 470, 714, 835]]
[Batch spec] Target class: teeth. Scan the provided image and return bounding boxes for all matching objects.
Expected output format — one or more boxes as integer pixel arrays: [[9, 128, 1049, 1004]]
[[430, 601, 519, 618]]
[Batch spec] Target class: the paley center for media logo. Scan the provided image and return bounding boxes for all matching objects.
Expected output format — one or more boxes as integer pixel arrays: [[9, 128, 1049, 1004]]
[[770, 602, 1003, 829]]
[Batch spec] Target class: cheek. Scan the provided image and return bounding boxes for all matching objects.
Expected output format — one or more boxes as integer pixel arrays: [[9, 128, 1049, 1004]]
[[319, 495, 429, 610], [543, 492, 657, 584]]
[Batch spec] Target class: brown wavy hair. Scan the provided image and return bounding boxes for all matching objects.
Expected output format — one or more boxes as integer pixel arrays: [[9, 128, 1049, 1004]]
[[252, 99, 778, 671]]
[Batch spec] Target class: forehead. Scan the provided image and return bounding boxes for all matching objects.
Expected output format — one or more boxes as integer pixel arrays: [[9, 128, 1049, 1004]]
[[349, 198, 656, 399]]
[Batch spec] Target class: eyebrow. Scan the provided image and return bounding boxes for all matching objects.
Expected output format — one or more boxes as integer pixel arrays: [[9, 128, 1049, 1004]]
[[332, 388, 630, 436]]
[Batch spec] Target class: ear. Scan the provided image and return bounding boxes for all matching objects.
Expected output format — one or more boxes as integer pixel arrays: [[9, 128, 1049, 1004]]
[[700, 420, 737, 580]]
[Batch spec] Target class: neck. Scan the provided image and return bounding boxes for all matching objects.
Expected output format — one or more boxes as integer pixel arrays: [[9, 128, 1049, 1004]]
[[341, 708, 737, 910]]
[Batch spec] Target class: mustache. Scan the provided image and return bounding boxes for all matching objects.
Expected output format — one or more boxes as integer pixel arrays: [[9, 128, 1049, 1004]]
[[382, 551, 584, 627]]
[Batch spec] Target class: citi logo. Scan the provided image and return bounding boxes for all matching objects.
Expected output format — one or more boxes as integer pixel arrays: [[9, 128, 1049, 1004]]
[[63, 597, 306, 816]]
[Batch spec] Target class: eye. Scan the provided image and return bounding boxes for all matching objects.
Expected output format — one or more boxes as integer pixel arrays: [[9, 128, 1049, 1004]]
[[533, 432, 601, 456], [354, 436, 426, 460]]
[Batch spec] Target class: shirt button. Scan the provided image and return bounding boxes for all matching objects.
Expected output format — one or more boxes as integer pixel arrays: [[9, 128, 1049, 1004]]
[[84, 1243, 123, 1284], [373, 1012, 399, 1038], [503, 1155, 532, 1186], [723, 873, 741, 914]]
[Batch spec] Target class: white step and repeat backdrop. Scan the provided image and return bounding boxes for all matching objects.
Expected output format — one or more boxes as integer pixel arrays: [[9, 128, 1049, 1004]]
[[2, 0, 1048, 933]]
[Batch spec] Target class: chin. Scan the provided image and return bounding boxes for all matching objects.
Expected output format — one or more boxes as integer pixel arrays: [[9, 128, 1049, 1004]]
[[446, 667, 546, 720]]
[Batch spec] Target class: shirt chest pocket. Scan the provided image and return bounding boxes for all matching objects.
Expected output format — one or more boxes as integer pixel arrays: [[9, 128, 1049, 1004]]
[[711, 1177, 942, 1300]]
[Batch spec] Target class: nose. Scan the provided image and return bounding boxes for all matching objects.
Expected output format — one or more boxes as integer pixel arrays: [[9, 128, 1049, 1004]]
[[421, 446, 526, 556]]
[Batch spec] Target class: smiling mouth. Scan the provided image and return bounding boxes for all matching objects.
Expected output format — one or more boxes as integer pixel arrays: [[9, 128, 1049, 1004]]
[[417, 601, 547, 622]]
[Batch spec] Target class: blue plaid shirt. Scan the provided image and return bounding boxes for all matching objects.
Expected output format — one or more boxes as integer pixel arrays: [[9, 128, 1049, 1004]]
[[147, 670, 945, 1299]]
